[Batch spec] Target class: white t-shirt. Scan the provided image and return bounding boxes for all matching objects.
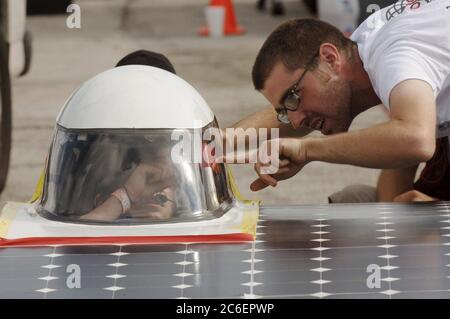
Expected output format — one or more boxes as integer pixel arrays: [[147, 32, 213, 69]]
[[351, 0, 450, 137]]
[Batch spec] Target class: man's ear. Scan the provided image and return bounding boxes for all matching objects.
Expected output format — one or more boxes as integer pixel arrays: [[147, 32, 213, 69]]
[[318, 43, 341, 73]]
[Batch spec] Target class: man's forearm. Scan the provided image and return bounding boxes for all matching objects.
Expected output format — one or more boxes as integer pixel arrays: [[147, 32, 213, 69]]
[[304, 120, 435, 169]]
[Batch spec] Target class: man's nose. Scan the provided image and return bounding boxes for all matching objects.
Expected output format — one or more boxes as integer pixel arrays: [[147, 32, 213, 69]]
[[288, 110, 307, 129]]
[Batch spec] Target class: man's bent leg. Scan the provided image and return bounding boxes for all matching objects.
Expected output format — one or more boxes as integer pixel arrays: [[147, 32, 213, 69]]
[[328, 184, 377, 203]]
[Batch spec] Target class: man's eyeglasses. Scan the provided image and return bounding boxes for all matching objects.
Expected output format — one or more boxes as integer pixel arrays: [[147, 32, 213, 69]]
[[276, 52, 319, 124]]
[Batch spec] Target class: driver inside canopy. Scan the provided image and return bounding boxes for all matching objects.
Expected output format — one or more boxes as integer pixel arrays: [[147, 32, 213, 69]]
[[40, 126, 232, 224]]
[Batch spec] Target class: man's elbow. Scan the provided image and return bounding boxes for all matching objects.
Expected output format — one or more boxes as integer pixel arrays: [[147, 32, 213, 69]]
[[409, 132, 435, 163]]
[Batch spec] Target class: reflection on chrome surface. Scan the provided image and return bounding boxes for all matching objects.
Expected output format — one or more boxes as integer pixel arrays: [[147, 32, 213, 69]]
[[38, 122, 233, 225]]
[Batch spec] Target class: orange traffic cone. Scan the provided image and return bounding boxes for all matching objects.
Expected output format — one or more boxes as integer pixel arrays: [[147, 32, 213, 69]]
[[199, 0, 246, 36]]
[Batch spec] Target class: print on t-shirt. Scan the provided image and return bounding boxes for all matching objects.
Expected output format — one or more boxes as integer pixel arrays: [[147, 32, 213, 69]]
[[386, 0, 435, 20]]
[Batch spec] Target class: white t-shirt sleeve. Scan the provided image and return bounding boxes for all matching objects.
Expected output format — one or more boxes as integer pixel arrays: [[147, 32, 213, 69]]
[[368, 47, 439, 110]]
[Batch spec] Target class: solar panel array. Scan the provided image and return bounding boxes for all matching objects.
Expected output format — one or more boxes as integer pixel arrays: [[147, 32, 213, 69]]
[[1, 202, 449, 298]]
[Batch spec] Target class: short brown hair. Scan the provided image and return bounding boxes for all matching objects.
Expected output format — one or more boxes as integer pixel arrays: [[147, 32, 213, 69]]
[[252, 18, 354, 90]]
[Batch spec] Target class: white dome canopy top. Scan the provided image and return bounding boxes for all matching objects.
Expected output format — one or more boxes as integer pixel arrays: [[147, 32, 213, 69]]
[[57, 65, 214, 129]]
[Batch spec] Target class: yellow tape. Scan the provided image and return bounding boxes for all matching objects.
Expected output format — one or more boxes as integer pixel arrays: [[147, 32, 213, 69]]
[[238, 201, 259, 238], [0, 202, 20, 238], [29, 168, 45, 203], [226, 166, 260, 238], [30, 152, 49, 203]]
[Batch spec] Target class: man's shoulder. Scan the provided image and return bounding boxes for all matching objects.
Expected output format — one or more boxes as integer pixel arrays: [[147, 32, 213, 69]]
[[352, 0, 448, 44]]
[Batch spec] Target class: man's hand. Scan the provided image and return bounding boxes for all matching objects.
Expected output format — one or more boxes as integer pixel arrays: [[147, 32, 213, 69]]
[[251, 138, 308, 191], [393, 189, 438, 202]]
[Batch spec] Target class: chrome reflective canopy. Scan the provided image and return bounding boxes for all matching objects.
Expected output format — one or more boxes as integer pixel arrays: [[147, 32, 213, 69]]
[[38, 122, 233, 224], [37, 65, 235, 225]]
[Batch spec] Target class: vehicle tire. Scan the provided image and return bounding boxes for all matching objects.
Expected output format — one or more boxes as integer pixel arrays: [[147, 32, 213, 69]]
[[0, 33, 12, 194]]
